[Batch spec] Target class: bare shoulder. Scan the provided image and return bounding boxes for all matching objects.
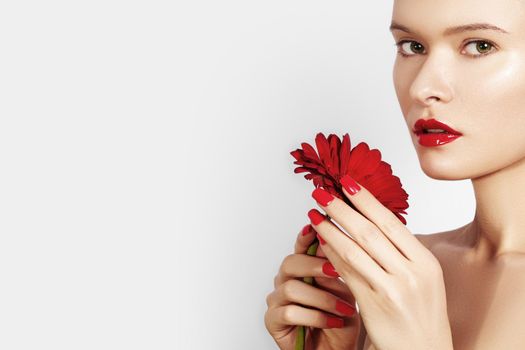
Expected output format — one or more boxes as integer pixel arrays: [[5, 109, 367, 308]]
[[412, 225, 472, 268], [413, 232, 444, 251], [413, 229, 461, 252]]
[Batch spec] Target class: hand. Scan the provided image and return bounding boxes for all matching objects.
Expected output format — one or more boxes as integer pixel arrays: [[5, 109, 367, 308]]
[[308, 175, 454, 350], [264, 224, 361, 350]]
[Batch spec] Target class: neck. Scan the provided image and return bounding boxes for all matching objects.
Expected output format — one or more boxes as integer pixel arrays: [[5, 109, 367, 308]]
[[463, 156, 525, 260]]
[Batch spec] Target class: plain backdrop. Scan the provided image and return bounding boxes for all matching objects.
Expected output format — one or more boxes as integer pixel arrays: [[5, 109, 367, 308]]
[[0, 1, 475, 349]]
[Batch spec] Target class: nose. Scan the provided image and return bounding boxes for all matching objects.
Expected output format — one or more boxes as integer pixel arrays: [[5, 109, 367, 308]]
[[408, 53, 453, 107]]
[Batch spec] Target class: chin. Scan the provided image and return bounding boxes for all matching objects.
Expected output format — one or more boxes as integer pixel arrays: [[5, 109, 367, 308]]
[[416, 155, 472, 181]]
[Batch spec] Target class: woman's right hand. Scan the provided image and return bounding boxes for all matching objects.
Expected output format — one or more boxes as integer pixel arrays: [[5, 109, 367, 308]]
[[264, 224, 361, 350]]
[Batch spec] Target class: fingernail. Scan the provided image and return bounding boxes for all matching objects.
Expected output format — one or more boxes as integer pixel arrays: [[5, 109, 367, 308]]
[[326, 316, 344, 328], [336, 300, 356, 317], [317, 233, 326, 246], [307, 209, 325, 225], [340, 175, 361, 195], [322, 261, 338, 277], [312, 188, 334, 206], [301, 224, 312, 236]]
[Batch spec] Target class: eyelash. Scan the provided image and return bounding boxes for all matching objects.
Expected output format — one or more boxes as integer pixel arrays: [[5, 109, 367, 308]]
[[394, 39, 497, 59]]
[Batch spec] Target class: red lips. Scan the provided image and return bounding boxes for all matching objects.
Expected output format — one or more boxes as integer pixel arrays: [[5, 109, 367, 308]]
[[412, 118, 462, 136]]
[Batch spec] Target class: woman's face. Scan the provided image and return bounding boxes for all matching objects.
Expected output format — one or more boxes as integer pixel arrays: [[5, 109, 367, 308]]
[[391, 0, 525, 180]]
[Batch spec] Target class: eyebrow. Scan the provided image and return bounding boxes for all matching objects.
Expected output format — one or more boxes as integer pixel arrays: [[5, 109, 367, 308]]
[[389, 21, 510, 36]]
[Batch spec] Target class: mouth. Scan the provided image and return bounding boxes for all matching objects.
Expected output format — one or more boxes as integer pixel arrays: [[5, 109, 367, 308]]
[[412, 118, 463, 147], [412, 118, 462, 136]]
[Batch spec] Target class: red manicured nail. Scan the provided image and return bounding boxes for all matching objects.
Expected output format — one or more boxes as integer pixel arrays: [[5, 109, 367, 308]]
[[322, 261, 338, 277], [308, 209, 325, 225], [301, 224, 312, 236], [317, 233, 326, 246], [326, 316, 344, 328], [336, 300, 356, 317], [340, 175, 361, 195], [312, 188, 334, 206]]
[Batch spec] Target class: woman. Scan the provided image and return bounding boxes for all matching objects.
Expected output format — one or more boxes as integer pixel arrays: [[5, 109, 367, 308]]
[[264, 0, 525, 349]]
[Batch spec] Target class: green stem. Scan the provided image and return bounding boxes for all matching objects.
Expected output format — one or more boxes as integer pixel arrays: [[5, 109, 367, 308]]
[[295, 239, 319, 350]]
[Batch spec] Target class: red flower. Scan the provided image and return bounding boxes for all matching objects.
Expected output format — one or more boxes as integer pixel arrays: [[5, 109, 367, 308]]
[[290, 132, 409, 225]]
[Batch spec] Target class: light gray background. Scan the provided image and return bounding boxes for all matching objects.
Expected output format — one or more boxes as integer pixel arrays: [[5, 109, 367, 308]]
[[0, 1, 474, 349]]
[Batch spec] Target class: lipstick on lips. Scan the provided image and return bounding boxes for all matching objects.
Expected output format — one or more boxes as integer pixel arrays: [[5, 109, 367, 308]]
[[412, 118, 463, 147]]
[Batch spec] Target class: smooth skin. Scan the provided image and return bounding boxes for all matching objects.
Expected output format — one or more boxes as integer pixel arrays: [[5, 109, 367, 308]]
[[307, 184, 454, 350], [392, 0, 525, 349], [264, 224, 361, 350], [265, 180, 454, 350], [267, 0, 525, 348]]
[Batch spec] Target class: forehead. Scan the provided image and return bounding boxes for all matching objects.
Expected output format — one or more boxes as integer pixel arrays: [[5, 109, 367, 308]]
[[391, 0, 524, 37]]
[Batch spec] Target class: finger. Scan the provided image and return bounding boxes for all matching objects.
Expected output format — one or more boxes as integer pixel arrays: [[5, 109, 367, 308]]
[[308, 209, 387, 292], [314, 245, 360, 298], [316, 243, 326, 258], [317, 232, 379, 302], [311, 188, 407, 275], [294, 224, 317, 254], [265, 304, 348, 332], [339, 174, 425, 262], [274, 254, 340, 288], [310, 248, 358, 304], [313, 276, 356, 304], [269, 279, 357, 318], [270, 277, 352, 308]]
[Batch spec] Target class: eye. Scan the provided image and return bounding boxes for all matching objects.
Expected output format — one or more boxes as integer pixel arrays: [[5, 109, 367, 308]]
[[395, 40, 425, 57], [394, 39, 497, 58], [463, 40, 496, 58]]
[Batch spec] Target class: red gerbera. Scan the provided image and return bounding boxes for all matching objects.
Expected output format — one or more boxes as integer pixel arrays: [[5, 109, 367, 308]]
[[290, 132, 409, 225], [290, 132, 410, 349]]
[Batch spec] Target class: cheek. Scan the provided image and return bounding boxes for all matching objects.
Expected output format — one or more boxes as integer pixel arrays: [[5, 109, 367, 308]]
[[392, 60, 414, 119], [460, 53, 525, 120], [457, 54, 525, 177], [393, 53, 525, 180], [392, 60, 409, 98], [402, 53, 525, 180]]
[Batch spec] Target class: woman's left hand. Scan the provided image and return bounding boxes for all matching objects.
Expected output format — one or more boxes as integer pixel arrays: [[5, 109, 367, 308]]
[[308, 175, 454, 350]]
